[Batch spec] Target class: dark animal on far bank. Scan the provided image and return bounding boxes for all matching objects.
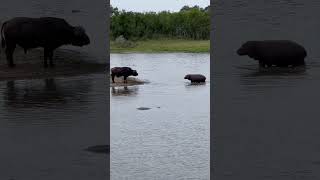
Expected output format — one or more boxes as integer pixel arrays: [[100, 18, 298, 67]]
[[111, 67, 138, 83], [237, 40, 307, 67], [1, 17, 90, 68], [184, 74, 206, 83]]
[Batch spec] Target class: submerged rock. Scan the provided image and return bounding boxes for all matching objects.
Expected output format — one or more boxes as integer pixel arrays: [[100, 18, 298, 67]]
[[137, 107, 151, 110], [71, 9, 81, 13]]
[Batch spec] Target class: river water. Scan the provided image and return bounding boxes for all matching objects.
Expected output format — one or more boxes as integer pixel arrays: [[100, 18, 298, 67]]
[[111, 53, 210, 180], [0, 1, 109, 180], [213, 1, 320, 179]]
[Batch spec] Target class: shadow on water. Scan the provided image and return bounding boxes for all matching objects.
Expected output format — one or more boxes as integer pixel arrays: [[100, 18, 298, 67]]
[[184, 82, 208, 87], [111, 86, 139, 97], [3, 78, 91, 109], [238, 65, 307, 77], [236, 65, 308, 92]]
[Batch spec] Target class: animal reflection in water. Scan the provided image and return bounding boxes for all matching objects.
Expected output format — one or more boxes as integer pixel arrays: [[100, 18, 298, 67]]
[[240, 65, 307, 78], [3, 78, 90, 108], [111, 86, 139, 96]]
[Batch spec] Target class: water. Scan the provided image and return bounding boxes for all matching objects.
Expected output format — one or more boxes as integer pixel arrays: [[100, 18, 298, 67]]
[[110, 53, 210, 180], [213, 1, 320, 179], [0, 1, 109, 179], [0, 74, 108, 179]]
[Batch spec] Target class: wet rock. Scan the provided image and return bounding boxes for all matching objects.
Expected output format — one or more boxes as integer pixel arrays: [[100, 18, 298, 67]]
[[110, 77, 148, 87], [85, 145, 110, 154], [137, 107, 151, 110]]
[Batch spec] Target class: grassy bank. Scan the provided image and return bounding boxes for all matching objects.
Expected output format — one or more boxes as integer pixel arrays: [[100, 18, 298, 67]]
[[110, 39, 210, 53]]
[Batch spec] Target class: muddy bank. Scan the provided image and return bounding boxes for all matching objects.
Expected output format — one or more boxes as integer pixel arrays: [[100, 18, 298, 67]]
[[110, 76, 148, 87], [0, 48, 107, 81]]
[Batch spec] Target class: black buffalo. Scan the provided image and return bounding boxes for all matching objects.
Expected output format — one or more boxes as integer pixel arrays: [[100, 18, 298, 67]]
[[111, 67, 138, 83], [1, 17, 90, 68], [184, 74, 206, 83], [237, 40, 307, 67]]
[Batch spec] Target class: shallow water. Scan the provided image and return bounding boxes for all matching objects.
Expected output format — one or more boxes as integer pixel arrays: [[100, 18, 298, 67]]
[[213, 1, 320, 179], [0, 74, 108, 179], [110, 53, 210, 180]]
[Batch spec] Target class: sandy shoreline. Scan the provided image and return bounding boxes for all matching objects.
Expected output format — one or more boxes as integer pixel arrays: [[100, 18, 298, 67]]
[[0, 48, 107, 81]]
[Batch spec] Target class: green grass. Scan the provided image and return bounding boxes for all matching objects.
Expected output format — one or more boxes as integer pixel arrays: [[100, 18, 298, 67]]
[[110, 39, 210, 53]]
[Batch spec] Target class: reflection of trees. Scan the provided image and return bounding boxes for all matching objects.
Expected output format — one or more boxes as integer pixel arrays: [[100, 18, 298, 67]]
[[3, 78, 91, 108], [111, 86, 139, 96]]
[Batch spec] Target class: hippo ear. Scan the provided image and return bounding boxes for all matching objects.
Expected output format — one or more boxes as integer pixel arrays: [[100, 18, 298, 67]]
[[246, 41, 258, 58], [73, 26, 85, 36]]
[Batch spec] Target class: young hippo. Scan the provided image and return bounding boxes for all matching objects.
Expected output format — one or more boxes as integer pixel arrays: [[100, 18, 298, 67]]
[[111, 67, 138, 83], [184, 74, 206, 83]]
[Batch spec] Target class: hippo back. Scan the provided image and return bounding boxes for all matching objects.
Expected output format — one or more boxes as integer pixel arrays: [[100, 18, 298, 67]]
[[186, 74, 206, 82], [256, 40, 307, 60]]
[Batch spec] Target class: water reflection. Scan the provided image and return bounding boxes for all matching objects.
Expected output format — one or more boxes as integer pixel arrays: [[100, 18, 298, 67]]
[[3, 78, 91, 109], [111, 86, 139, 96], [184, 82, 207, 87]]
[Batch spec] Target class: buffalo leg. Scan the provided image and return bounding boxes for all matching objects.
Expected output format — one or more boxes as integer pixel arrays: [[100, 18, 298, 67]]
[[292, 59, 305, 67], [49, 50, 55, 67], [44, 49, 49, 68], [111, 74, 115, 83], [5, 45, 16, 68], [124, 76, 127, 83], [259, 61, 266, 68]]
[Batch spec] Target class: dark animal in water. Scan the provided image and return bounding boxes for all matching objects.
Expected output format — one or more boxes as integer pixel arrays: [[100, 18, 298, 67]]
[[237, 40, 307, 67], [1, 17, 90, 68], [184, 74, 206, 83], [85, 145, 110, 154], [111, 67, 138, 83]]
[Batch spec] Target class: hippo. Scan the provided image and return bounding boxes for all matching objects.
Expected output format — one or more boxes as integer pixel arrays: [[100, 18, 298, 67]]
[[184, 74, 206, 83], [1, 17, 90, 68], [111, 67, 138, 83], [237, 40, 307, 67]]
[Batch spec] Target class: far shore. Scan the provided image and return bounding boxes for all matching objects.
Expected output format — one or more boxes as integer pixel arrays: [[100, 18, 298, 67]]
[[110, 39, 210, 53]]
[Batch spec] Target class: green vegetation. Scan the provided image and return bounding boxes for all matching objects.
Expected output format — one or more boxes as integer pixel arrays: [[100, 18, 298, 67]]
[[111, 39, 209, 53], [110, 5, 210, 53]]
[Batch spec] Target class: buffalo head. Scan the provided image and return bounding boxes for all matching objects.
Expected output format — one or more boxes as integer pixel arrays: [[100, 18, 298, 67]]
[[132, 70, 138, 76], [71, 26, 90, 46]]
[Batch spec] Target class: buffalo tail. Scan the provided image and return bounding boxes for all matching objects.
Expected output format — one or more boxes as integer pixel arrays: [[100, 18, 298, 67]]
[[1, 22, 7, 49]]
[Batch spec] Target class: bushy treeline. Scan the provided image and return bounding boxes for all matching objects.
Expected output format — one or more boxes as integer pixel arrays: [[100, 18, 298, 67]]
[[110, 5, 210, 41]]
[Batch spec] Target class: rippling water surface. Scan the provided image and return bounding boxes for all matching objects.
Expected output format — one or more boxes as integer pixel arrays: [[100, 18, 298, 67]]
[[213, 1, 320, 179], [111, 53, 210, 180], [0, 74, 108, 179]]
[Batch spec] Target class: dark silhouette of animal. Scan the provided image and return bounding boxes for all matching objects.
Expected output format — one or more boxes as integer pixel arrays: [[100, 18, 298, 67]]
[[184, 74, 206, 83], [237, 40, 307, 67], [1, 17, 90, 68], [111, 67, 138, 83]]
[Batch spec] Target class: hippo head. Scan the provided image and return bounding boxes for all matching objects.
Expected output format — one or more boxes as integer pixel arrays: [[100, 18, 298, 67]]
[[71, 26, 90, 46], [132, 70, 138, 76], [184, 75, 190, 80], [237, 41, 257, 57]]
